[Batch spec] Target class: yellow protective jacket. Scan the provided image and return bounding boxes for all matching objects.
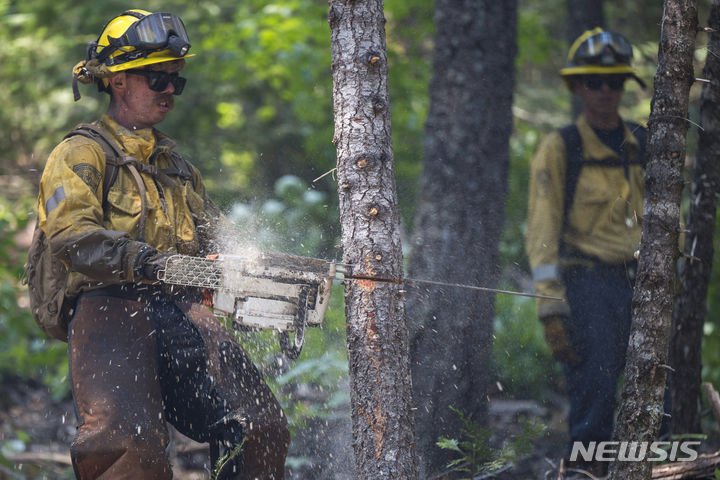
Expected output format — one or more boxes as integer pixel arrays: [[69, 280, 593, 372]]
[[525, 115, 645, 318], [37, 115, 223, 297]]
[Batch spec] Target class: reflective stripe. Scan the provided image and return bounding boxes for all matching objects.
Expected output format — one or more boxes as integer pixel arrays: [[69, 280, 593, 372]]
[[45, 186, 66, 215], [533, 264, 559, 282]]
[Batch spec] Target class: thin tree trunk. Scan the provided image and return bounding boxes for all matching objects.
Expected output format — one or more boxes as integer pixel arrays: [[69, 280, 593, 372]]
[[609, 2, 698, 479], [566, 0, 605, 44], [670, 0, 720, 435], [566, 0, 605, 118], [406, 1, 517, 477], [328, 1, 418, 478]]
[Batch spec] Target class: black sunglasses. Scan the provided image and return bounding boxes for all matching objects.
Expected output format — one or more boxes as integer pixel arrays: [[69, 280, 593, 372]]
[[582, 75, 626, 91], [125, 69, 187, 95]]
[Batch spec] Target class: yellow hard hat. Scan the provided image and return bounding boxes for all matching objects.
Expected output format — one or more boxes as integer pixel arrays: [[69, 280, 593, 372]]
[[92, 9, 192, 72], [560, 27, 645, 88], [72, 9, 193, 100]]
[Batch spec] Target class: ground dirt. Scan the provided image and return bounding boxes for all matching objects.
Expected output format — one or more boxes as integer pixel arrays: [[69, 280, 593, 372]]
[[0, 375, 573, 480], [4, 376, 719, 480]]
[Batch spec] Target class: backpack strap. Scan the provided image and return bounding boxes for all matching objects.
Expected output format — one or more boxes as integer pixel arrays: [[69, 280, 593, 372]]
[[625, 121, 647, 168], [559, 122, 647, 229], [559, 124, 584, 233], [64, 124, 123, 207], [167, 151, 196, 188], [64, 124, 150, 242]]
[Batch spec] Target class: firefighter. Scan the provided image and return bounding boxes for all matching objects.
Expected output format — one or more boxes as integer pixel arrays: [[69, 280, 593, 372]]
[[525, 28, 648, 477], [38, 10, 289, 479]]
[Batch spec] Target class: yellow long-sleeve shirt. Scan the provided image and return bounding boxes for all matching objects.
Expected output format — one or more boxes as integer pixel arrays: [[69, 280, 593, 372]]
[[525, 115, 645, 317], [38, 115, 222, 297]]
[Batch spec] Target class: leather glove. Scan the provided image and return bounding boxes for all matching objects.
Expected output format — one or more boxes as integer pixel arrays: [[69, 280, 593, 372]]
[[134, 247, 173, 282], [541, 315, 580, 366]]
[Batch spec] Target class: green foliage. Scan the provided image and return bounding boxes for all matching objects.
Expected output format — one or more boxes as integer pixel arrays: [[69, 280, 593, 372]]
[[211, 440, 245, 480], [437, 406, 546, 479], [171, 0, 336, 200], [500, 123, 539, 270], [231, 283, 348, 436], [516, 1, 564, 71], [0, 194, 69, 401], [383, 0, 433, 225], [703, 220, 720, 390], [226, 174, 340, 259], [493, 294, 561, 399]]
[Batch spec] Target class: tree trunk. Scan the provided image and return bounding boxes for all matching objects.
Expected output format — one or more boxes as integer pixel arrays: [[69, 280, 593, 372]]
[[566, 0, 605, 44], [608, 1, 698, 479], [670, 0, 720, 436], [406, 1, 517, 477], [566, 0, 605, 118], [327, 1, 418, 478]]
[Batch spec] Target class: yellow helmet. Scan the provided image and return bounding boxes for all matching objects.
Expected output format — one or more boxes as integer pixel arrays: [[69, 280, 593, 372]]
[[560, 27, 645, 88], [91, 9, 192, 72], [72, 9, 193, 100]]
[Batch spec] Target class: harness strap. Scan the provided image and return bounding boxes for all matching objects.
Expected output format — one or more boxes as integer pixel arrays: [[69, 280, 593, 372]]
[[126, 162, 148, 242], [559, 122, 646, 230], [558, 122, 646, 260], [108, 156, 179, 188]]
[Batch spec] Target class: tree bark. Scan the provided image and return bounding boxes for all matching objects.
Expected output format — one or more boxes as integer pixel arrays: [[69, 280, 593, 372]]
[[669, 0, 720, 435], [609, 1, 698, 479], [565, 0, 605, 47], [406, 1, 517, 477], [327, 1, 418, 478]]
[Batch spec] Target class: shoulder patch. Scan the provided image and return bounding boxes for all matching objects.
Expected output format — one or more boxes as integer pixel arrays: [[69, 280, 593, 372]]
[[72, 163, 103, 192]]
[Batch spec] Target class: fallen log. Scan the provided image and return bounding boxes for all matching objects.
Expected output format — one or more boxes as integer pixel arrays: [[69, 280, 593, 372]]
[[648, 383, 720, 478], [651, 450, 720, 479], [3, 450, 72, 465]]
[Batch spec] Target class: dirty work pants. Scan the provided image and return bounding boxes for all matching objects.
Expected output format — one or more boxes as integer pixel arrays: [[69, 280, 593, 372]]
[[68, 291, 290, 479], [562, 263, 635, 445]]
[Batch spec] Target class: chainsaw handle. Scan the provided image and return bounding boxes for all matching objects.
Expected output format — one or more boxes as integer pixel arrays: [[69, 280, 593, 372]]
[[279, 331, 303, 360], [278, 285, 309, 359]]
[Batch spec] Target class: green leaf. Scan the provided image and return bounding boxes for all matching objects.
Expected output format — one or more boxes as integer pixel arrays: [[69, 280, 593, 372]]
[[437, 437, 463, 453]]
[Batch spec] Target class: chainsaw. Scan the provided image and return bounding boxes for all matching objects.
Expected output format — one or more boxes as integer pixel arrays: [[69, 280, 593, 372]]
[[156, 250, 562, 358], [157, 252, 336, 359]]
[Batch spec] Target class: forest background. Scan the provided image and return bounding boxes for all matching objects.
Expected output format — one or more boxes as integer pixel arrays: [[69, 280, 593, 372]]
[[2, 0, 720, 477]]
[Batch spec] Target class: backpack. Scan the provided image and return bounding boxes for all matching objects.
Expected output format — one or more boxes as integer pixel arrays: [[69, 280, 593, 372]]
[[24, 123, 194, 341]]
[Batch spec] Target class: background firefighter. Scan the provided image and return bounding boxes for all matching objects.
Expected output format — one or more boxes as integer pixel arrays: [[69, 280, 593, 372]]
[[35, 9, 289, 479], [525, 28, 652, 477]]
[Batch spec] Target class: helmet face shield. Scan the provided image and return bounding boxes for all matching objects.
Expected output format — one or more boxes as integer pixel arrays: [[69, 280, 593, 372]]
[[121, 12, 190, 54], [573, 31, 633, 66]]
